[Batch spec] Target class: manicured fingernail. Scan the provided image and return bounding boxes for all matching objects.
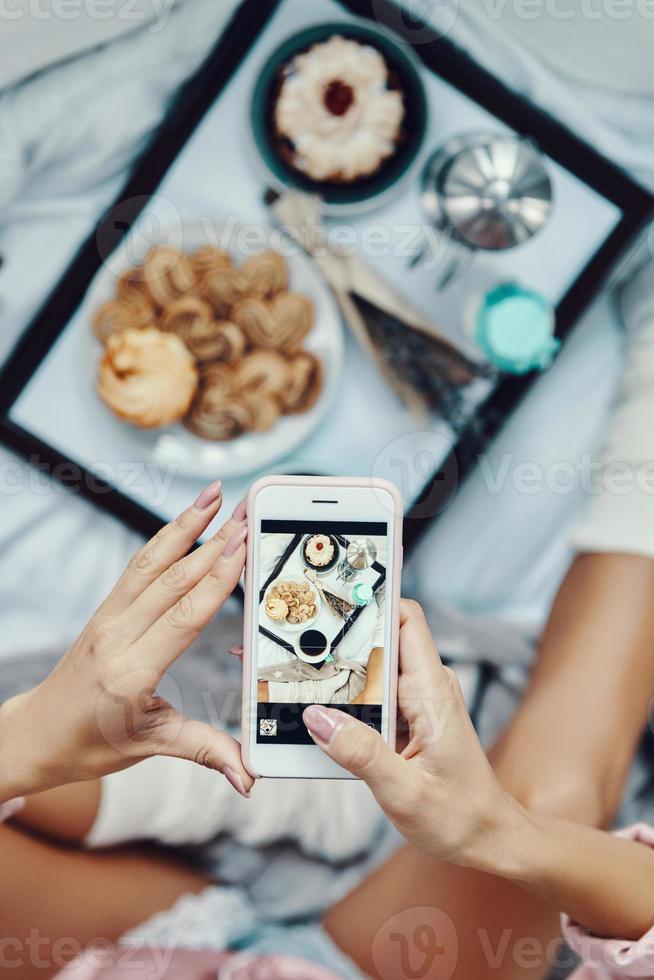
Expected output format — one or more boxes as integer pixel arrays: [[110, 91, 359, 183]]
[[222, 524, 247, 558], [228, 645, 243, 656], [223, 766, 250, 799], [231, 497, 247, 522], [303, 705, 338, 744], [194, 479, 222, 509]]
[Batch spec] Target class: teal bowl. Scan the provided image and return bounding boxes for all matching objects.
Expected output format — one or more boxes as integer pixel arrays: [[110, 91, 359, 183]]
[[250, 20, 428, 213]]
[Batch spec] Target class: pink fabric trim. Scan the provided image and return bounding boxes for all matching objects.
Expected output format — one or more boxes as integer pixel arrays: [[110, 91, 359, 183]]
[[563, 824, 654, 979]]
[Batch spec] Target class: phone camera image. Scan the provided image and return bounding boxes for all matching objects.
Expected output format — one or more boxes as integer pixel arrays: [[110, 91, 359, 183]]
[[258, 719, 278, 737], [256, 518, 388, 745]]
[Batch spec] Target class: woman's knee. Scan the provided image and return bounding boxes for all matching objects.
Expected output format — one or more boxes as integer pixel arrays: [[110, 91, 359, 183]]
[[493, 754, 611, 827], [516, 774, 608, 826]]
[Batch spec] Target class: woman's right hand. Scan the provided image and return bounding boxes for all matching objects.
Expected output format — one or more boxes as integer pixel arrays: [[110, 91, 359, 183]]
[[302, 600, 518, 868], [306, 603, 654, 945]]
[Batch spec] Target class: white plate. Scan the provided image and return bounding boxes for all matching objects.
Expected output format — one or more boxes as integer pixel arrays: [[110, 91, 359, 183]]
[[86, 216, 343, 478], [263, 578, 321, 633]]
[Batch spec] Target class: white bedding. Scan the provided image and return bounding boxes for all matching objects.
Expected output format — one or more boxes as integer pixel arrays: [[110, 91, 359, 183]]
[[0, 2, 179, 91], [0, 0, 651, 661]]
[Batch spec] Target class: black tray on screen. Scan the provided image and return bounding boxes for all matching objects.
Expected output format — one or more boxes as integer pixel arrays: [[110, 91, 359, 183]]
[[0, 0, 652, 553], [258, 532, 385, 663]]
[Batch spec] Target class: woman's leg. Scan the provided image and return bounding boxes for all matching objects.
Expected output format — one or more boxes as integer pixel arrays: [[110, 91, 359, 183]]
[[490, 552, 654, 823], [325, 551, 654, 979], [18, 780, 101, 842], [0, 822, 209, 980]]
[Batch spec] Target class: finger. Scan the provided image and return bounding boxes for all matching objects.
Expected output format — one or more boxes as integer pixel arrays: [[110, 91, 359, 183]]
[[112, 499, 247, 639], [397, 599, 461, 733], [159, 714, 254, 796], [303, 705, 420, 814], [228, 645, 244, 660], [102, 480, 224, 614], [136, 523, 247, 670], [398, 599, 451, 689]]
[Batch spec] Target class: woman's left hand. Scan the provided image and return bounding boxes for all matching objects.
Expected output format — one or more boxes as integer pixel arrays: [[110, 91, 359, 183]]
[[0, 482, 254, 801]]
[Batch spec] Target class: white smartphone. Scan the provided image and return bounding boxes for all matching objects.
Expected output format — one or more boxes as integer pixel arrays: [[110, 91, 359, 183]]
[[241, 475, 403, 779]]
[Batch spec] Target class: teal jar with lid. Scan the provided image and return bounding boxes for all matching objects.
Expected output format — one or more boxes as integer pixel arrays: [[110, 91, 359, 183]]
[[475, 283, 559, 375], [352, 583, 373, 607]]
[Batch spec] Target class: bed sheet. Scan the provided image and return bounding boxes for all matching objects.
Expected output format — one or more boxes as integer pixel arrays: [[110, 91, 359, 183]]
[[0, 0, 649, 662]]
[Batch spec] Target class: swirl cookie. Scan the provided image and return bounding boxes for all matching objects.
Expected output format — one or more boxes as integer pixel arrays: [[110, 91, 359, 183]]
[[265, 596, 288, 621], [160, 296, 212, 346], [211, 321, 248, 365], [192, 246, 233, 280], [193, 320, 245, 364], [245, 393, 281, 433], [92, 295, 153, 344], [117, 266, 149, 303], [141, 246, 196, 309], [185, 396, 255, 441], [231, 349, 289, 396], [185, 363, 251, 441], [116, 265, 152, 305], [201, 267, 251, 318], [241, 250, 289, 299], [201, 362, 233, 398], [232, 292, 314, 350], [280, 351, 323, 413], [97, 329, 198, 429], [161, 298, 246, 364]]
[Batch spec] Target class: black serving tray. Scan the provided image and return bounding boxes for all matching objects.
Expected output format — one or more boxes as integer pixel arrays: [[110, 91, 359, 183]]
[[1, 0, 652, 553]]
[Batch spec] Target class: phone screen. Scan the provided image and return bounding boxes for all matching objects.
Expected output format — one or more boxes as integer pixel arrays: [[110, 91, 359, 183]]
[[255, 518, 389, 745]]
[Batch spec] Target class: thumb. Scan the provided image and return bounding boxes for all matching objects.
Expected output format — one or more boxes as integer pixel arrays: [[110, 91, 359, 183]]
[[158, 713, 255, 798], [303, 705, 418, 810]]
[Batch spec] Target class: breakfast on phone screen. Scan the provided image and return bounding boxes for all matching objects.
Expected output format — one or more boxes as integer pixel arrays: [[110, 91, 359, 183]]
[[93, 244, 323, 438], [258, 526, 387, 706]]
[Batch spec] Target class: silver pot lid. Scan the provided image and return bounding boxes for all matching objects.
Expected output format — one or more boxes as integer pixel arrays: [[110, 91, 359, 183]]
[[421, 132, 552, 251]]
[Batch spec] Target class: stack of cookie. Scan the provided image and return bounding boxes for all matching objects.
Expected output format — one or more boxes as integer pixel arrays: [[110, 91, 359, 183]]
[[265, 579, 318, 625], [93, 244, 323, 440]]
